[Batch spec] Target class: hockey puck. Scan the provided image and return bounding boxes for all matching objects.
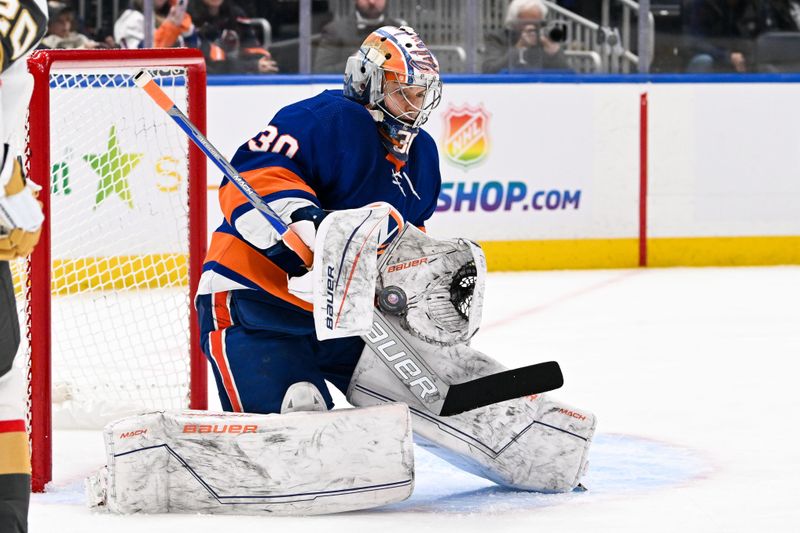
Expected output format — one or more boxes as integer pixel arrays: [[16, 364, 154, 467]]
[[378, 286, 407, 315]]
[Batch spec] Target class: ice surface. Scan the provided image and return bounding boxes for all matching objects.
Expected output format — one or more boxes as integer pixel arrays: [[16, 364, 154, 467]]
[[29, 266, 800, 532]]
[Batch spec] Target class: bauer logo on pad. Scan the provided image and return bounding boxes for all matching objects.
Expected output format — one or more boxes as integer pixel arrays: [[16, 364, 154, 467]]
[[442, 105, 490, 168]]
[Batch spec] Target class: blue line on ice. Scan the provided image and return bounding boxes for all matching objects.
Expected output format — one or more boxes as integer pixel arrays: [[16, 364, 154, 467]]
[[32, 432, 711, 513], [382, 432, 712, 514]]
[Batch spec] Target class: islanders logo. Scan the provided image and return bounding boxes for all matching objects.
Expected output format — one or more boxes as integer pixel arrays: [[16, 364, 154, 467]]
[[442, 105, 490, 168]]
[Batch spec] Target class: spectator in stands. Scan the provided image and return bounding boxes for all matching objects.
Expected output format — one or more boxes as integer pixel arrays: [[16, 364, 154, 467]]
[[483, 0, 571, 73], [556, 0, 601, 23], [685, 0, 800, 72], [115, 0, 195, 49], [684, 0, 757, 72], [761, 0, 800, 31], [41, 2, 107, 49], [313, 0, 406, 73], [190, 0, 279, 74]]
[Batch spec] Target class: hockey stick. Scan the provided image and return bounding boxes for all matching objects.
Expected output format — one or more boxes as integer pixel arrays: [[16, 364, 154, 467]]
[[136, 70, 563, 416], [366, 311, 564, 417], [438, 361, 563, 416], [133, 70, 312, 267]]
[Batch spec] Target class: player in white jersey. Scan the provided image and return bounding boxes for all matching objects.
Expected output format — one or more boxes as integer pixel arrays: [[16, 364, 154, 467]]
[[0, 2, 48, 532]]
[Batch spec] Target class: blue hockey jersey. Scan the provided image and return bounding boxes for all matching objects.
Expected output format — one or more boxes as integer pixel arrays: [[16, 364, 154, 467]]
[[198, 89, 442, 320]]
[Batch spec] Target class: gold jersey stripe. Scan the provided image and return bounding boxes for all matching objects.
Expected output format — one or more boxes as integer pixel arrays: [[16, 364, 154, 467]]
[[0, 431, 31, 475]]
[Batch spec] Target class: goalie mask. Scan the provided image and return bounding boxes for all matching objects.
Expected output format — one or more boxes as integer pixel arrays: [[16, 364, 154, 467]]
[[344, 26, 442, 163]]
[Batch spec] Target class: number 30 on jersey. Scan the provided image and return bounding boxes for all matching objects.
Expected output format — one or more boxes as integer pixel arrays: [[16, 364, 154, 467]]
[[248, 125, 299, 159]]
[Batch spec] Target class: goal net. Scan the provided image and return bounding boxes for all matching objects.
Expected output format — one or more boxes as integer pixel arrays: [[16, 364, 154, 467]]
[[13, 49, 208, 492]]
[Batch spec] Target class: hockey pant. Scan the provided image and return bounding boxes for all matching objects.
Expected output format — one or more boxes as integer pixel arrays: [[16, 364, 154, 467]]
[[196, 289, 364, 414]]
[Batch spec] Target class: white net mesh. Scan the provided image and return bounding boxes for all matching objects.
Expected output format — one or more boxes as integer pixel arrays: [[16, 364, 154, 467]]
[[13, 66, 195, 428]]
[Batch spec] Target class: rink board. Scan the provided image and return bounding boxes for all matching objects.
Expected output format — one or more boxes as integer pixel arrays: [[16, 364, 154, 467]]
[[202, 75, 800, 270], [38, 74, 800, 279]]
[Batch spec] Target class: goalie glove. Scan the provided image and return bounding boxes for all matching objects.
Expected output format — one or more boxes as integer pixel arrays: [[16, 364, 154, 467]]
[[0, 146, 43, 261]]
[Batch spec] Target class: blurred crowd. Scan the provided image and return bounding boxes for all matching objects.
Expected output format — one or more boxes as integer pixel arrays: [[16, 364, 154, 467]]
[[37, 0, 800, 74]]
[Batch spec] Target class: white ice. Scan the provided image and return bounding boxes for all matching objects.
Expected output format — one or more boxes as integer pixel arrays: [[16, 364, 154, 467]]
[[29, 266, 800, 532]]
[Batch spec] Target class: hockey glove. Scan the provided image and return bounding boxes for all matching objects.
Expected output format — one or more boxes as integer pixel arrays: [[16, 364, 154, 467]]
[[0, 149, 43, 261], [264, 205, 326, 302]]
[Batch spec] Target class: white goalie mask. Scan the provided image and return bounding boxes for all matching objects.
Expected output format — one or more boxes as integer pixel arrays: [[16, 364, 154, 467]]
[[344, 26, 442, 130]]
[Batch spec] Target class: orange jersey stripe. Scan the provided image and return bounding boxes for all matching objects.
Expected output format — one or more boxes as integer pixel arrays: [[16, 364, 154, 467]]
[[206, 231, 313, 312], [209, 330, 243, 412], [219, 167, 317, 222], [209, 43, 226, 61], [213, 291, 232, 329]]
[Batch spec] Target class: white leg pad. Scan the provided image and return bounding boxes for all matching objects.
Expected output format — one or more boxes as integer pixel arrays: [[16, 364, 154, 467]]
[[87, 404, 414, 515], [348, 332, 595, 492]]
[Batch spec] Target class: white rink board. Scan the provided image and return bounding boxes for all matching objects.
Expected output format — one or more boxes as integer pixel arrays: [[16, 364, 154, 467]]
[[647, 83, 800, 237], [424, 83, 641, 241], [205, 78, 800, 245], [205, 81, 642, 243]]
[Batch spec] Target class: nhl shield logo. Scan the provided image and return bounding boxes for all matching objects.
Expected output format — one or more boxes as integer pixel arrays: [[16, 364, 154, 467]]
[[443, 105, 490, 168]]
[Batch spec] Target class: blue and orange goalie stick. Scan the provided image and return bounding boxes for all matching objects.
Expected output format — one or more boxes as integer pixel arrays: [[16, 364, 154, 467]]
[[134, 69, 313, 268]]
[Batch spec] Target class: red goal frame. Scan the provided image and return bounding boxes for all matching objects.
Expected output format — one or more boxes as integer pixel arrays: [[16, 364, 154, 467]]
[[25, 48, 209, 492]]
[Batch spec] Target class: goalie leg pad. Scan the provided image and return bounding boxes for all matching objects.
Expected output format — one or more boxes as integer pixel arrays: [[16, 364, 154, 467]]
[[347, 316, 595, 493], [87, 405, 414, 516]]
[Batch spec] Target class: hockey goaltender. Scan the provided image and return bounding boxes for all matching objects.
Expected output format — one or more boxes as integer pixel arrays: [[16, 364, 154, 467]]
[[87, 26, 596, 516]]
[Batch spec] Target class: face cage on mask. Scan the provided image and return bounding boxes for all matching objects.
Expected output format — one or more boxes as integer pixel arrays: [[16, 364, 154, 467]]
[[377, 69, 442, 129]]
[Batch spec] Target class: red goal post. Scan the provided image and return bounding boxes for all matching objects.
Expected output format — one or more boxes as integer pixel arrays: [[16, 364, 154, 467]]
[[23, 49, 208, 492]]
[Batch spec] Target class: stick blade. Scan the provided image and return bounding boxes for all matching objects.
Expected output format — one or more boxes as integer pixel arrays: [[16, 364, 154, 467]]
[[438, 361, 564, 417]]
